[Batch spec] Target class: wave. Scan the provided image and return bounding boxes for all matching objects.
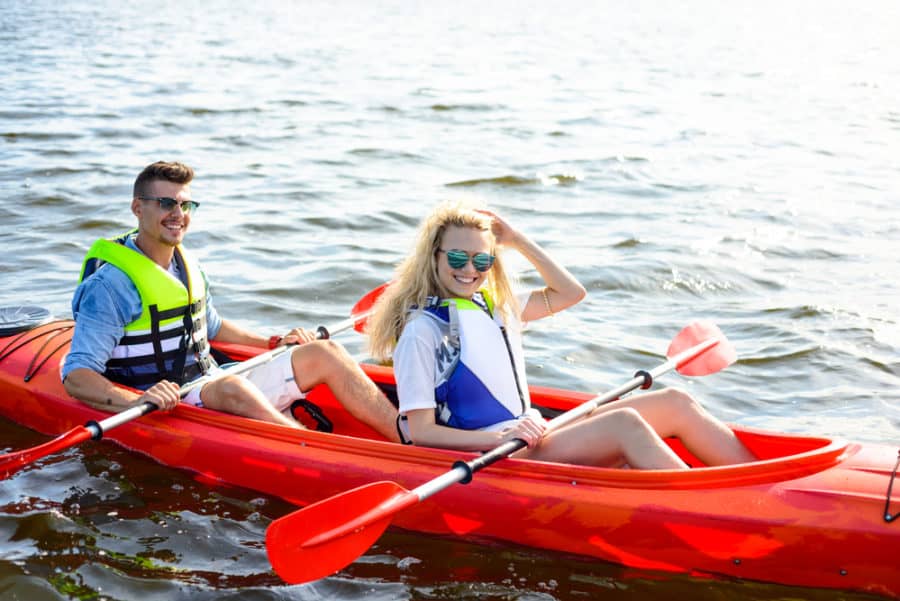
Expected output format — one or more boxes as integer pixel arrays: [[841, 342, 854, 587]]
[[186, 106, 264, 116], [71, 218, 127, 232], [2, 131, 83, 141], [429, 103, 502, 112], [612, 237, 644, 249], [445, 173, 581, 188], [347, 148, 425, 161]]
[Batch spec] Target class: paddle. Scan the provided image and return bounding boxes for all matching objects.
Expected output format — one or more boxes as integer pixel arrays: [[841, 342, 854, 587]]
[[265, 320, 737, 584], [0, 289, 384, 480], [350, 282, 389, 333]]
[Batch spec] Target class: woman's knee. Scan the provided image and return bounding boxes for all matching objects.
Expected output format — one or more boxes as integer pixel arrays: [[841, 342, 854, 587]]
[[586, 408, 662, 459], [599, 407, 654, 436], [659, 386, 702, 413]]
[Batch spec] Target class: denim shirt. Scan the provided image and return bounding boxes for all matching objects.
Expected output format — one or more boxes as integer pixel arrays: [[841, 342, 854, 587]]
[[62, 235, 223, 386]]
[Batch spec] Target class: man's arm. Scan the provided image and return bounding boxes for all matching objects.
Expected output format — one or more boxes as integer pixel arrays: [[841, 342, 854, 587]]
[[62, 267, 179, 412], [64, 368, 181, 413], [211, 318, 270, 348], [212, 318, 320, 349], [64, 367, 141, 409]]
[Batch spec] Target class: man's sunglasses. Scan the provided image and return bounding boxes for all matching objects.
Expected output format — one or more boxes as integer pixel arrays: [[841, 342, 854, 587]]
[[438, 249, 495, 272], [138, 196, 200, 214]]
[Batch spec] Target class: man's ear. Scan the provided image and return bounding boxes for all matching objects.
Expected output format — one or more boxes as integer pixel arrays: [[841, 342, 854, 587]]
[[131, 197, 141, 217]]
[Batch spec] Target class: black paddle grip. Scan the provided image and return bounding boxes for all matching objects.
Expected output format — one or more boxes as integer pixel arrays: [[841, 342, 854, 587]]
[[455, 439, 528, 484], [452, 460, 475, 484], [634, 369, 653, 389], [84, 420, 103, 440]]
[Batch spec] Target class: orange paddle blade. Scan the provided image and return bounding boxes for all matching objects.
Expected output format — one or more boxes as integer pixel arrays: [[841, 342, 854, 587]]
[[668, 321, 736, 377], [350, 282, 391, 333], [266, 481, 416, 584], [0, 426, 93, 480]]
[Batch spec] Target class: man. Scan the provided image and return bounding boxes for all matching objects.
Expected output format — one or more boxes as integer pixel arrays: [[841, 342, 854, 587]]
[[62, 160, 399, 442]]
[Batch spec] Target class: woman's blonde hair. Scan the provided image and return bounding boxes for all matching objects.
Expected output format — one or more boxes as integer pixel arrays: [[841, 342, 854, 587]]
[[367, 200, 518, 361]]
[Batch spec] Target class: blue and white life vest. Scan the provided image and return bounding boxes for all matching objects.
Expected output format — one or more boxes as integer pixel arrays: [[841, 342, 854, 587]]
[[421, 291, 530, 430]]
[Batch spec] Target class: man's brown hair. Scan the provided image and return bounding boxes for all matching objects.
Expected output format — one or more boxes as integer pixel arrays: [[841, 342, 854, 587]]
[[133, 161, 194, 198]]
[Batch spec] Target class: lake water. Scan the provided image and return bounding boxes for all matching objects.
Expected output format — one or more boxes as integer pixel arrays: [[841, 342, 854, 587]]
[[1, 1, 898, 599]]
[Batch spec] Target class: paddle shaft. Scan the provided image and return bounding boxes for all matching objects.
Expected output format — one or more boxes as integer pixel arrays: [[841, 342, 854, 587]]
[[83, 341, 296, 438], [84, 309, 374, 440], [411, 336, 720, 501]]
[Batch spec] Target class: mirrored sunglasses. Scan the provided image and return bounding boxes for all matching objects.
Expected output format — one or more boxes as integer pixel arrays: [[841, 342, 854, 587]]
[[439, 249, 495, 272]]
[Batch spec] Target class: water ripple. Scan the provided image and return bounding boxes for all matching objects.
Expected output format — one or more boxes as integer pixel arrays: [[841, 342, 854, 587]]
[[2, 1, 899, 599], [446, 173, 582, 187]]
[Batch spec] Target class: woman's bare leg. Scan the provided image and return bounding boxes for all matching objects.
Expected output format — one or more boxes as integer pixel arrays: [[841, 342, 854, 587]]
[[519, 407, 688, 469], [592, 387, 755, 465]]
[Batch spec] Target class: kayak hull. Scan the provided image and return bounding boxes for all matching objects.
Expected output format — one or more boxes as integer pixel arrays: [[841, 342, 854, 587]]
[[1, 321, 898, 597]]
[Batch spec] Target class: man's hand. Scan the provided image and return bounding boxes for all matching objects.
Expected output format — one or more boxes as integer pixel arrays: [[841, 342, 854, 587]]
[[276, 327, 318, 346], [139, 380, 181, 411]]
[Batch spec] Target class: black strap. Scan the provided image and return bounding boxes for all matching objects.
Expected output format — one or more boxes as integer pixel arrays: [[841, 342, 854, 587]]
[[396, 414, 413, 445], [116, 327, 184, 345], [290, 399, 333, 433], [172, 248, 203, 382], [500, 325, 527, 414], [104, 370, 172, 388], [477, 291, 527, 415], [885, 449, 900, 523]]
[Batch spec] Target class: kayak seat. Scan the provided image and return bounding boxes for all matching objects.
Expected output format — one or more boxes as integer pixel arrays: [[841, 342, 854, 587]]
[[211, 346, 239, 366]]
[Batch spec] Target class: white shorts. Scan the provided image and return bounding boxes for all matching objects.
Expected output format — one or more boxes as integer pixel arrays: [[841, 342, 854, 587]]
[[181, 350, 305, 412]]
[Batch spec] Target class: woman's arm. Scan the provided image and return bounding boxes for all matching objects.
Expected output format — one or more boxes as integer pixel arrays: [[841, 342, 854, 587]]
[[482, 210, 586, 322], [405, 408, 547, 451]]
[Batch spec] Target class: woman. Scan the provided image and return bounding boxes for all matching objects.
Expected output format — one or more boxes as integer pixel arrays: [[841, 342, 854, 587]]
[[368, 200, 755, 468]]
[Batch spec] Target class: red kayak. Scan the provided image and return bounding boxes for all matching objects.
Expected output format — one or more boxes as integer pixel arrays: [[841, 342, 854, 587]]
[[1, 318, 898, 598]]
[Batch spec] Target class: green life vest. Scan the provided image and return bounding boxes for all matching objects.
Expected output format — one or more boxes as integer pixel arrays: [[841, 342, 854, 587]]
[[79, 230, 213, 388]]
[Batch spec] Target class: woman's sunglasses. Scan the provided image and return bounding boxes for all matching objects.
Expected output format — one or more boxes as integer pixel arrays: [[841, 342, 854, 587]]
[[438, 249, 495, 272]]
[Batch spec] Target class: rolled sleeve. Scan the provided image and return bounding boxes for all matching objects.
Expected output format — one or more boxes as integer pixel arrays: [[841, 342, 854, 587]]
[[205, 291, 222, 340], [394, 317, 441, 415], [62, 268, 141, 381]]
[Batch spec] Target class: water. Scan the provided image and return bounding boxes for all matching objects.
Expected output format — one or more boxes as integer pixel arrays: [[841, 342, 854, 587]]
[[2, 1, 898, 599]]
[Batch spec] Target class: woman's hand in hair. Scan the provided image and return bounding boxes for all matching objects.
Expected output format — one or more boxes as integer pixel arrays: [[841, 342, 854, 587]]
[[476, 209, 522, 249]]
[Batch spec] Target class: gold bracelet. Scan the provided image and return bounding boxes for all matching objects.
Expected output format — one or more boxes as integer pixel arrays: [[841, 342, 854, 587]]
[[541, 287, 553, 316]]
